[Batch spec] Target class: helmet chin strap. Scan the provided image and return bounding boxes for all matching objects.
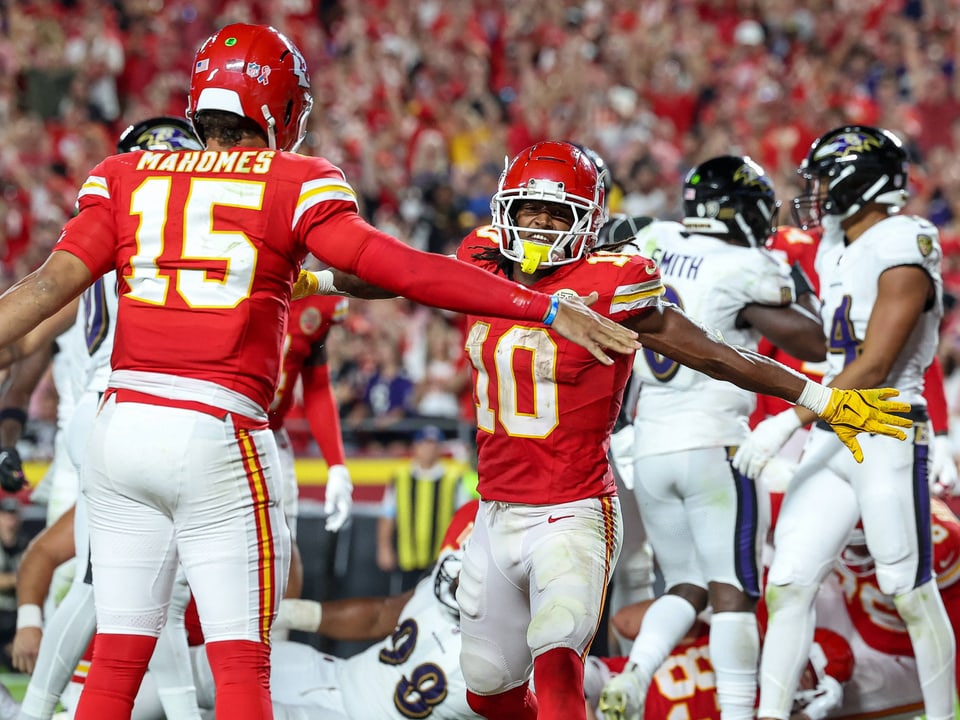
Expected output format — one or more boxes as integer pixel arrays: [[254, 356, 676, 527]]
[[261, 104, 278, 150]]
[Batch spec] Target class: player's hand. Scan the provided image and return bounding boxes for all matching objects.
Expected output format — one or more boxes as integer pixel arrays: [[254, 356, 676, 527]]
[[324, 464, 353, 532], [930, 433, 959, 496], [12, 626, 42, 674], [550, 292, 640, 366], [0, 447, 26, 493], [292, 269, 319, 299], [817, 388, 911, 463], [732, 410, 803, 479]]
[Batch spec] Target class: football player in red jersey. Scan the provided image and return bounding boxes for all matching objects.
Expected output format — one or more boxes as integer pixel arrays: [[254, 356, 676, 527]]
[[0, 24, 643, 720], [440, 140, 911, 720], [268, 290, 351, 600], [836, 496, 960, 694], [586, 618, 854, 720]]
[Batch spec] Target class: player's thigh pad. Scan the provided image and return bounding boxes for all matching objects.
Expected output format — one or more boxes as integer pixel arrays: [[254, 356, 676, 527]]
[[179, 416, 289, 644], [853, 429, 930, 595], [767, 431, 859, 588], [633, 450, 712, 590], [526, 497, 621, 657], [457, 501, 536, 694], [684, 446, 764, 595]]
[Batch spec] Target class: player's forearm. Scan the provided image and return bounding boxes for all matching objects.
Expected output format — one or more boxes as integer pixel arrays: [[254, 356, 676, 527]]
[[317, 593, 410, 641], [304, 368, 347, 466], [16, 548, 59, 607], [640, 308, 809, 404], [0, 254, 88, 348]]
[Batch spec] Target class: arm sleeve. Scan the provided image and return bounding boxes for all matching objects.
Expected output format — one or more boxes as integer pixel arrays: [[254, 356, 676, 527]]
[[305, 212, 551, 322], [54, 165, 120, 280], [301, 363, 347, 467], [924, 356, 949, 435]]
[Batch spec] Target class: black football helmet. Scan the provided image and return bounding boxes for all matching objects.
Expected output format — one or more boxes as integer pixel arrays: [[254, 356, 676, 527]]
[[116, 116, 203, 154], [791, 125, 908, 230], [433, 551, 462, 620], [681, 155, 778, 247]]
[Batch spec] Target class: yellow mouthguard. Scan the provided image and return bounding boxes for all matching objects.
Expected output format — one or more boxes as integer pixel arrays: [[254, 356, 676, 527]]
[[519, 241, 552, 274]]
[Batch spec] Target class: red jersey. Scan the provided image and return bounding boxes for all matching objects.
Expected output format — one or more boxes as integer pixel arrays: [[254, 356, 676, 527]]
[[834, 498, 960, 656], [457, 227, 663, 504], [642, 629, 721, 720], [268, 294, 348, 428], [57, 150, 552, 413], [598, 626, 852, 720], [753, 226, 824, 423]]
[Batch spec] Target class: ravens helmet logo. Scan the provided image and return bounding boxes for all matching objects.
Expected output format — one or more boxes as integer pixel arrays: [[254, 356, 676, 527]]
[[814, 131, 883, 162]]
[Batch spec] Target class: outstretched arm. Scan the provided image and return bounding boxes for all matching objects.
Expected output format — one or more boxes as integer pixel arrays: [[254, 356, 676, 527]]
[[0, 251, 91, 351], [274, 590, 414, 641], [627, 303, 910, 465]]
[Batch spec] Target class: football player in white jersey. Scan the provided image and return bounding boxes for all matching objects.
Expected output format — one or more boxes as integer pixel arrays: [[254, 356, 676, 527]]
[[732, 125, 956, 720], [600, 156, 827, 720]]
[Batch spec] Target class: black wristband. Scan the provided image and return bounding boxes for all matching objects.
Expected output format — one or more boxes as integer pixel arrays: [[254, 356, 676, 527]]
[[0, 408, 27, 426]]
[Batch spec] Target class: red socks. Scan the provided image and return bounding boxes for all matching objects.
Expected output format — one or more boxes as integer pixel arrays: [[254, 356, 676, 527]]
[[206, 639, 273, 719], [74, 633, 156, 719], [534, 647, 586, 720], [467, 682, 539, 719]]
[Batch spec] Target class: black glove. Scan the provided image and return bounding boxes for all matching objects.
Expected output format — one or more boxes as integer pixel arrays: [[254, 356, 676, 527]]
[[0, 447, 25, 493]]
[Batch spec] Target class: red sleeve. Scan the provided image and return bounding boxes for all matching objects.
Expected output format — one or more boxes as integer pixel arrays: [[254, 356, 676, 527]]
[[301, 363, 346, 467], [55, 179, 118, 280], [305, 213, 551, 322], [924, 357, 949, 435]]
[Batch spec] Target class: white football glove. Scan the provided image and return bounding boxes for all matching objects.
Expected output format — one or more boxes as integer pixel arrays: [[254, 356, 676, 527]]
[[930, 433, 959, 497], [733, 409, 803, 480], [324, 464, 353, 532]]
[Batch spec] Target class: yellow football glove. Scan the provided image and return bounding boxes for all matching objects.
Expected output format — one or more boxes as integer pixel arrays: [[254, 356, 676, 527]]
[[292, 269, 319, 300], [818, 387, 912, 463]]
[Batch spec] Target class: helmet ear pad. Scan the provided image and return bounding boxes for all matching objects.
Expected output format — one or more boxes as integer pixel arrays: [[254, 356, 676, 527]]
[[187, 23, 314, 152]]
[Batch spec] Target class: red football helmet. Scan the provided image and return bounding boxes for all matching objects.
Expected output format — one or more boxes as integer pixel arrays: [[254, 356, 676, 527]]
[[187, 23, 313, 152], [491, 141, 607, 273], [792, 627, 854, 715]]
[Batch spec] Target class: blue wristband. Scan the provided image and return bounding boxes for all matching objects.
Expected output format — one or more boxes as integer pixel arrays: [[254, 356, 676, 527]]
[[542, 296, 560, 326]]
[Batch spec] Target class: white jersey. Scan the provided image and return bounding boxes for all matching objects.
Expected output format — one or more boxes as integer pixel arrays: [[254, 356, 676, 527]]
[[338, 576, 480, 719], [816, 214, 942, 406], [629, 221, 795, 455], [79, 270, 118, 394]]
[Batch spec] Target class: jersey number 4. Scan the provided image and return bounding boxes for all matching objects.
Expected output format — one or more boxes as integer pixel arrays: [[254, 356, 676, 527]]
[[126, 177, 262, 307]]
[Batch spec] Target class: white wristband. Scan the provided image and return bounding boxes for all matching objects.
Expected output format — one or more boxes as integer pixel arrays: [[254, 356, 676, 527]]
[[797, 380, 834, 416], [16, 603, 42, 630], [275, 598, 322, 632], [314, 269, 337, 295]]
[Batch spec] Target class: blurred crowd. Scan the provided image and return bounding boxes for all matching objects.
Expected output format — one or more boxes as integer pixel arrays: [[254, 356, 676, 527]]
[[3, 0, 960, 453]]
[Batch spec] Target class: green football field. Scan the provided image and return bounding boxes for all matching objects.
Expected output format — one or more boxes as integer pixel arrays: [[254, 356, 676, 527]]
[[0, 673, 29, 702]]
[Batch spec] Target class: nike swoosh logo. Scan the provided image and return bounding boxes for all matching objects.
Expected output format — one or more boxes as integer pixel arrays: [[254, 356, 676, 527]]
[[547, 514, 574, 524]]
